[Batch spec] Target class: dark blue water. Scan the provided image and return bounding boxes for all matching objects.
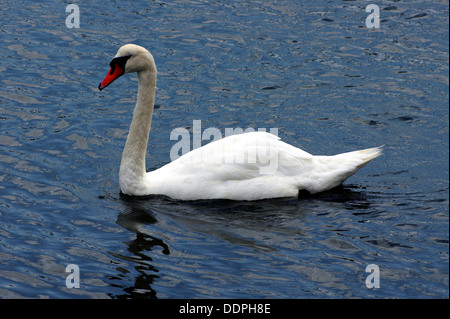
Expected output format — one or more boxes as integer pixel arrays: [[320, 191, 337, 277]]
[[0, 0, 448, 299]]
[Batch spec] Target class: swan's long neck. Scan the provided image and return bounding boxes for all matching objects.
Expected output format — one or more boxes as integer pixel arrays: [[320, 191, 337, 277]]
[[119, 69, 156, 188]]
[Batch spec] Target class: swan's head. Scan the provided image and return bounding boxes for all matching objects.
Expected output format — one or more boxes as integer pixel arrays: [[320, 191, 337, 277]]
[[99, 44, 156, 91]]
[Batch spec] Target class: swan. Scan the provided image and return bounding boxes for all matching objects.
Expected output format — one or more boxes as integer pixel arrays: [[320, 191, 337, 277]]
[[99, 44, 382, 201]]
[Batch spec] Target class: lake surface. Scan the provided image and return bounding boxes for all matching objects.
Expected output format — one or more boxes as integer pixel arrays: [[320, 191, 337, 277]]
[[0, 0, 448, 299]]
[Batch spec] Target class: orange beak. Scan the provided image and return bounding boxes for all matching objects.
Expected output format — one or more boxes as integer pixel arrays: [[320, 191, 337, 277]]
[[98, 63, 125, 91]]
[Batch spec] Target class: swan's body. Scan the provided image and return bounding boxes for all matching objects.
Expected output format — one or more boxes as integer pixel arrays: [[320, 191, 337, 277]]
[[99, 44, 381, 201]]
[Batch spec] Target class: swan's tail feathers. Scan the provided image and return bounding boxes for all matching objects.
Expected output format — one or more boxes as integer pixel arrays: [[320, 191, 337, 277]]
[[350, 145, 383, 170], [332, 145, 383, 175], [327, 145, 383, 185]]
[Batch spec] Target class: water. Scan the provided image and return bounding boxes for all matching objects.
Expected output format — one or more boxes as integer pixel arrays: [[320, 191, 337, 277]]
[[0, 0, 448, 299]]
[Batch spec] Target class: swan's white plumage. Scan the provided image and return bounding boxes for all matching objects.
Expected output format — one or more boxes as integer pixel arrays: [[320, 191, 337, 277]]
[[100, 44, 382, 201]]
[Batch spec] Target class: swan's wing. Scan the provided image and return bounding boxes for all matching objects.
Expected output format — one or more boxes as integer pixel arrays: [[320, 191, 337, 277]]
[[161, 131, 315, 180]]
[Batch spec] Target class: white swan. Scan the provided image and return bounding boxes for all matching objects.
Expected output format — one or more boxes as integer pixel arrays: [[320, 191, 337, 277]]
[[99, 44, 382, 201]]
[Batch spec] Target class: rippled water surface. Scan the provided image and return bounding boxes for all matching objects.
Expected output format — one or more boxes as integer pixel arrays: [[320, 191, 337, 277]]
[[0, 0, 448, 298]]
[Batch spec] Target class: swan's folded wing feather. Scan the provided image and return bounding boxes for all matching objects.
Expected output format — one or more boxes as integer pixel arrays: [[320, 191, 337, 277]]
[[162, 131, 315, 181]]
